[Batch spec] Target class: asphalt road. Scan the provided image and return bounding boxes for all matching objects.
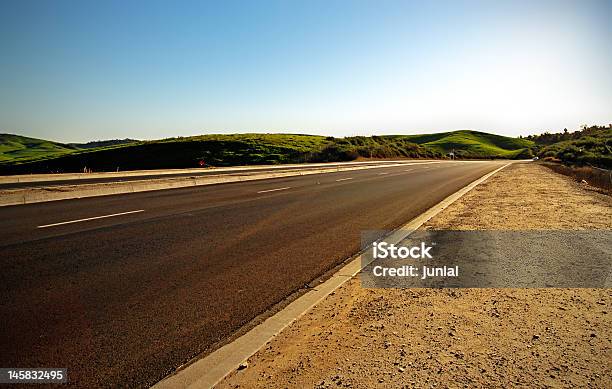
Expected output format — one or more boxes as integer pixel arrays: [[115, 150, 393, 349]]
[[0, 161, 406, 190], [0, 160, 507, 387]]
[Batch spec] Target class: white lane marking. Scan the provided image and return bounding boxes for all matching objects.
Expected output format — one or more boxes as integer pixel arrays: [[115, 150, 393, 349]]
[[404, 169, 414, 172], [377, 172, 389, 175], [335, 177, 353, 182], [257, 186, 291, 194], [37, 209, 145, 229]]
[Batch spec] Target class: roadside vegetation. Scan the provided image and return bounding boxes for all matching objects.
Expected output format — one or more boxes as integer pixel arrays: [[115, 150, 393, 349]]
[[526, 125, 612, 193], [0, 130, 537, 174], [528, 125, 612, 169], [541, 162, 611, 194]]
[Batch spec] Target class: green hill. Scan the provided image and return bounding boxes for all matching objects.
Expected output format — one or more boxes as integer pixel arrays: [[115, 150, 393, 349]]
[[399, 130, 534, 158], [0, 130, 533, 174], [0, 133, 333, 174], [0, 133, 79, 163]]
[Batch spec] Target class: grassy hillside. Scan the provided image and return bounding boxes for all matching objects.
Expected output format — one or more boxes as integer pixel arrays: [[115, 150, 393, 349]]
[[0, 134, 333, 174], [0, 130, 532, 174], [0, 133, 79, 163], [400, 130, 534, 158]]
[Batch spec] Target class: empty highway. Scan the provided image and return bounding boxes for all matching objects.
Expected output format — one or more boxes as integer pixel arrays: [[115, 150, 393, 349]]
[[0, 160, 508, 387]]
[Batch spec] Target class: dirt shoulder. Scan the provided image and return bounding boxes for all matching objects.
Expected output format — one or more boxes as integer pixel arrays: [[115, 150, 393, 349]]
[[218, 163, 611, 388]]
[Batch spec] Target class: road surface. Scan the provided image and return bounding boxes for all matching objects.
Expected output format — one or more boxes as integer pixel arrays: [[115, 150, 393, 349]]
[[0, 160, 507, 387]]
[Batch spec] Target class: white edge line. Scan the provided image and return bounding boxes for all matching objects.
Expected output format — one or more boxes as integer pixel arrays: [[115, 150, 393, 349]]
[[335, 178, 353, 182], [37, 209, 145, 228], [152, 162, 512, 389], [256, 186, 291, 194]]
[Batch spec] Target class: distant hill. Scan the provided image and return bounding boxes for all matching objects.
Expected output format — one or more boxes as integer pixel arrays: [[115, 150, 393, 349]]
[[0, 130, 533, 174], [0, 133, 79, 163], [399, 130, 534, 158], [69, 139, 138, 149], [0, 133, 140, 164]]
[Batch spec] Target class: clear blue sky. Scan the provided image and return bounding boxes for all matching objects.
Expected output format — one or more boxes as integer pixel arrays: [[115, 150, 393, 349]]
[[1, 0, 610, 142]]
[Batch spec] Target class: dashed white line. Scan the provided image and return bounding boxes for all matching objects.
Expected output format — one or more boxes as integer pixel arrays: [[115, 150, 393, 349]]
[[404, 169, 414, 172], [257, 186, 291, 193], [37, 209, 145, 229], [335, 177, 353, 182], [377, 172, 389, 175]]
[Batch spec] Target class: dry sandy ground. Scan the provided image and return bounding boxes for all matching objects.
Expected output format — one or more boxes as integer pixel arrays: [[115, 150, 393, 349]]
[[218, 163, 611, 388]]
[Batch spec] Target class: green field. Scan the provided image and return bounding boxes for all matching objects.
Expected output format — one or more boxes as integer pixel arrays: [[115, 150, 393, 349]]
[[0, 130, 534, 174]]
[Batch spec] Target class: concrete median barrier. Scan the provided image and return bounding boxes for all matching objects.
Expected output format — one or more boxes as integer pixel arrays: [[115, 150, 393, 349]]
[[0, 160, 416, 185]]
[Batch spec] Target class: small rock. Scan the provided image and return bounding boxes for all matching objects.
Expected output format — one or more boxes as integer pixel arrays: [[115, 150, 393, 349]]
[[590, 332, 597, 338], [398, 367, 405, 372], [238, 361, 248, 370], [532, 334, 540, 340]]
